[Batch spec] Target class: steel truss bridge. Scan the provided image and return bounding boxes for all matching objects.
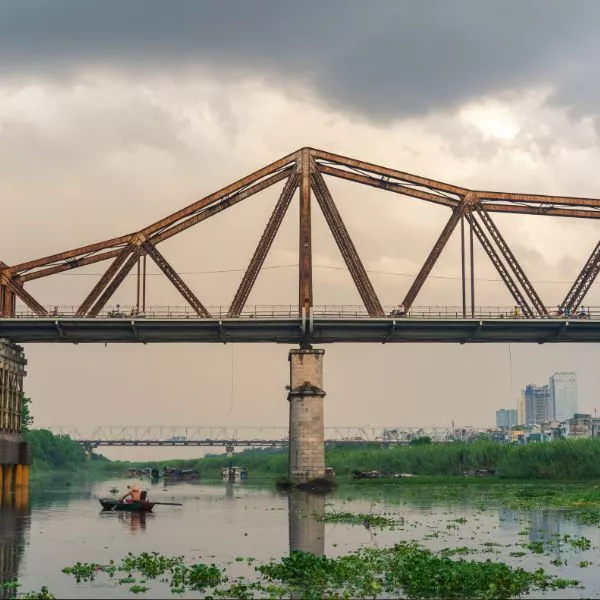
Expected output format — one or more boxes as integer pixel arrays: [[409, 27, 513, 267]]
[[48, 426, 487, 448], [3, 147, 600, 344]]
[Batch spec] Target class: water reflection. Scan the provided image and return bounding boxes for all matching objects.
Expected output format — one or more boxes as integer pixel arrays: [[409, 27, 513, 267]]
[[499, 508, 563, 558], [288, 492, 325, 556], [224, 483, 234, 500], [0, 488, 30, 599], [117, 511, 152, 534]]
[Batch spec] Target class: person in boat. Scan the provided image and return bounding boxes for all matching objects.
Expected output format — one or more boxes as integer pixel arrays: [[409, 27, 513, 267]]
[[120, 483, 142, 504]]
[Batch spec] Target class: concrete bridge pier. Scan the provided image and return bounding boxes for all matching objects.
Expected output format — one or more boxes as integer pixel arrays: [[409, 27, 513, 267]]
[[0, 340, 32, 495], [287, 347, 326, 483]]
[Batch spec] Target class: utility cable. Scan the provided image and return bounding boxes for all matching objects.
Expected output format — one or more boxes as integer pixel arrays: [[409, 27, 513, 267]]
[[55, 263, 576, 285]]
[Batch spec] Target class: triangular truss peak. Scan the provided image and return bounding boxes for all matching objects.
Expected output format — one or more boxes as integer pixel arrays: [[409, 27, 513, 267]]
[[3, 147, 600, 318]]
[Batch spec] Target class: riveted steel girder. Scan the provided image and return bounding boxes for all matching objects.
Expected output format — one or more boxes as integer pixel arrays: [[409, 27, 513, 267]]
[[228, 169, 300, 318], [465, 211, 533, 317], [402, 206, 463, 310], [311, 162, 384, 317], [143, 242, 211, 318], [474, 204, 548, 317], [561, 239, 600, 313], [88, 246, 144, 318]]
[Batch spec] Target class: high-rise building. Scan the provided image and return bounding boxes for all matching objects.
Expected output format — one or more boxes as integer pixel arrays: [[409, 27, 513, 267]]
[[517, 391, 526, 425], [550, 372, 578, 422], [524, 384, 554, 425], [496, 409, 517, 429]]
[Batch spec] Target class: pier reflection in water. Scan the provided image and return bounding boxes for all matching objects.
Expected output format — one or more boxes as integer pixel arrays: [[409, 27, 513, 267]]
[[288, 491, 325, 556], [0, 487, 30, 599]]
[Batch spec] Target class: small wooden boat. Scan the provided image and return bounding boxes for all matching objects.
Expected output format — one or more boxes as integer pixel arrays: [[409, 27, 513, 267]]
[[99, 498, 155, 512]]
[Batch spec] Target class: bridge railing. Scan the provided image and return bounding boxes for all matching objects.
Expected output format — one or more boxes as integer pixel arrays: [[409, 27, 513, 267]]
[[46, 425, 494, 444], [10, 304, 600, 319]]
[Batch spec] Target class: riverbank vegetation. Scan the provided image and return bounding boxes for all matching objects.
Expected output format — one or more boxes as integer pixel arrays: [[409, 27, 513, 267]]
[[134, 437, 600, 481]]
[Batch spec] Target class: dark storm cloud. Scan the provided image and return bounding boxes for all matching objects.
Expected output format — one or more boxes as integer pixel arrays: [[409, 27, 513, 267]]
[[0, 1, 598, 120]]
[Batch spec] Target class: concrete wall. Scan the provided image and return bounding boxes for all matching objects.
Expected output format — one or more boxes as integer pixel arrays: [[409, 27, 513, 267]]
[[288, 348, 325, 482]]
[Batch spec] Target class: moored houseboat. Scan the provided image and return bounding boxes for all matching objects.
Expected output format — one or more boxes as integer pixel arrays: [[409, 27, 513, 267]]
[[221, 466, 248, 482]]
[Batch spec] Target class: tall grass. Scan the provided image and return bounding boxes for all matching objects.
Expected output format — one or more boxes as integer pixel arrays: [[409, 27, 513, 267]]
[[157, 439, 600, 480]]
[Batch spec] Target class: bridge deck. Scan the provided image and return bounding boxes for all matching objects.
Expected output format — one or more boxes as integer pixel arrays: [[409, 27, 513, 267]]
[[2, 317, 599, 343]]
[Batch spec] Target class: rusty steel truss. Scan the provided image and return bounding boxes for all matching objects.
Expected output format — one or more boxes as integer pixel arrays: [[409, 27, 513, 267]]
[[3, 147, 600, 320]]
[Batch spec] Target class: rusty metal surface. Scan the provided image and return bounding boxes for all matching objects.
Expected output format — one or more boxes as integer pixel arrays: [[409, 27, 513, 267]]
[[151, 167, 293, 245], [317, 164, 459, 208], [299, 149, 313, 315], [481, 202, 600, 219], [75, 246, 134, 317], [9, 235, 132, 276], [479, 190, 600, 208], [466, 212, 533, 317], [475, 204, 548, 317], [312, 149, 467, 196], [402, 206, 463, 310], [311, 163, 384, 317], [20, 248, 124, 282], [2, 277, 47, 316], [143, 242, 211, 318], [228, 170, 299, 318], [6, 147, 600, 321], [88, 247, 144, 317], [141, 150, 300, 238], [561, 239, 600, 313]]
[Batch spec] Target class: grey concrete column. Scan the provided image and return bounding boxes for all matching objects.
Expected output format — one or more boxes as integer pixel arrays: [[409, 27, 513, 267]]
[[288, 491, 325, 556], [288, 348, 325, 483]]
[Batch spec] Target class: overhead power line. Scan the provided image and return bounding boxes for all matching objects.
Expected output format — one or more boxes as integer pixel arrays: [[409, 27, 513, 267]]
[[51, 263, 573, 285]]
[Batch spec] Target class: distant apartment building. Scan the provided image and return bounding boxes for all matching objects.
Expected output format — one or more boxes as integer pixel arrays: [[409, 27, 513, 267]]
[[549, 372, 578, 422], [496, 409, 518, 430], [524, 384, 554, 425], [517, 391, 526, 425]]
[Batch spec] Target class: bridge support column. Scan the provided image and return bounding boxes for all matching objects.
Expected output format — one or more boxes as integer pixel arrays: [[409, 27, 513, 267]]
[[0, 339, 32, 496], [287, 347, 326, 483]]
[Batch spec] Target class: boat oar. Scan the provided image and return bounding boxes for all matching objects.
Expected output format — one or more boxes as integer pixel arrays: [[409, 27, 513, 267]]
[[152, 501, 182, 506]]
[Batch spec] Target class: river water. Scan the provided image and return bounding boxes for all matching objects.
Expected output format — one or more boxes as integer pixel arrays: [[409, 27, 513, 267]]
[[2, 477, 600, 598]]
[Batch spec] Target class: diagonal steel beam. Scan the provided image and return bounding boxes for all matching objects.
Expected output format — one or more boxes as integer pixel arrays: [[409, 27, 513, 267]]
[[142, 150, 300, 238], [2, 277, 47, 316], [88, 246, 144, 318], [11, 236, 132, 276], [152, 167, 293, 245], [318, 164, 459, 208], [76, 245, 135, 317], [311, 162, 384, 317], [312, 149, 467, 195], [142, 242, 211, 318], [465, 211, 533, 317], [481, 203, 600, 220], [478, 190, 600, 209], [22, 248, 124, 282], [561, 239, 600, 313], [228, 169, 299, 317], [22, 169, 293, 283], [402, 206, 464, 311], [474, 204, 548, 317]]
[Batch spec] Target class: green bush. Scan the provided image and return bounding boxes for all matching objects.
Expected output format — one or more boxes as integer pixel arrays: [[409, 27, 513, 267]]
[[24, 429, 86, 472]]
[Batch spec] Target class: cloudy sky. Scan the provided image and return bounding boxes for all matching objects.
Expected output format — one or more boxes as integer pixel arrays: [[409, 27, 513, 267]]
[[3, 1, 600, 458]]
